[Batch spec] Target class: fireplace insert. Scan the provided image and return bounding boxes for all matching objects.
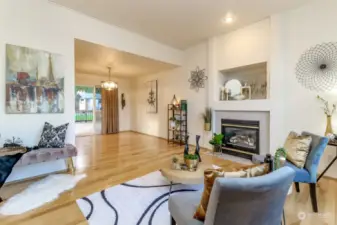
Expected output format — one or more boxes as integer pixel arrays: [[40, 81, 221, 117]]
[[221, 119, 260, 159]]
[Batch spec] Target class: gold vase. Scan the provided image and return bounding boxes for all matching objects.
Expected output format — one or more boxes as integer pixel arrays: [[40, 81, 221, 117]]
[[204, 123, 211, 131], [325, 115, 333, 136]]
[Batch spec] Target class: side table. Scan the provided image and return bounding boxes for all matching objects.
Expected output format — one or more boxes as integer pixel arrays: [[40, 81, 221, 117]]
[[317, 140, 337, 181]]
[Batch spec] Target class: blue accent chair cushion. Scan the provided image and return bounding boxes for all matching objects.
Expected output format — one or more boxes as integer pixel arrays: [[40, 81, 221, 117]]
[[285, 161, 310, 183], [286, 132, 329, 183], [303, 131, 329, 183]]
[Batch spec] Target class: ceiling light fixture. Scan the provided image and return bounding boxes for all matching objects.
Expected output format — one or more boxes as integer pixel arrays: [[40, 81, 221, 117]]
[[101, 67, 117, 91], [222, 15, 234, 24]]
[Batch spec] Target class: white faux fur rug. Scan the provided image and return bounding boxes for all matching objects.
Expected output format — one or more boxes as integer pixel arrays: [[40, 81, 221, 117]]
[[0, 174, 86, 215]]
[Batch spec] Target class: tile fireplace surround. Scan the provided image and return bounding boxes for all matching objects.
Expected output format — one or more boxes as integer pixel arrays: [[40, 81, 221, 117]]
[[214, 110, 270, 156]]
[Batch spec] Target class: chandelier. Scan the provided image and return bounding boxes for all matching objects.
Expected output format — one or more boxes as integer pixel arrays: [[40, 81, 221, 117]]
[[101, 67, 117, 90]]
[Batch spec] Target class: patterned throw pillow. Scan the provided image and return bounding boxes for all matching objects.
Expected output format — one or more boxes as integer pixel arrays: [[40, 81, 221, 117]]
[[38, 122, 69, 148], [284, 131, 312, 168], [193, 164, 269, 221]]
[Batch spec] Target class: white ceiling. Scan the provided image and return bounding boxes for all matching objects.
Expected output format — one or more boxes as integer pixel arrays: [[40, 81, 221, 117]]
[[75, 39, 177, 77], [51, 0, 310, 49]]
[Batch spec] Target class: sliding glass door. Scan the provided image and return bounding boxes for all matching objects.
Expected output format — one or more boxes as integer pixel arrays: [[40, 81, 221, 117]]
[[94, 86, 102, 134], [75, 86, 101, 136]]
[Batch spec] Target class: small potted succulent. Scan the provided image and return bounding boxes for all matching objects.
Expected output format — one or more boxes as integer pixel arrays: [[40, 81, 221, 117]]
[[202, 107, 212, 131], [172, 155, 181, 170], [184, 154, 199, 170], [274, 147, 287, 170], [209, 133, 224, 154]]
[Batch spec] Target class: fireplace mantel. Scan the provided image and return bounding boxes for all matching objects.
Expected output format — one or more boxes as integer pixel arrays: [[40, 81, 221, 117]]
[[211, 99, 271, 112]]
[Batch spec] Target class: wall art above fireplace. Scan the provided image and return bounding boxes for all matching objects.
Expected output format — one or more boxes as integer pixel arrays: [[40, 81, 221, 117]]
[[221, 119, 260, 160]]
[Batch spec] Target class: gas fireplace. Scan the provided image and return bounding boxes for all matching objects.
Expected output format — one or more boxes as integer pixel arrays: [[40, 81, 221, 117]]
[[221, 119, 260, 159]]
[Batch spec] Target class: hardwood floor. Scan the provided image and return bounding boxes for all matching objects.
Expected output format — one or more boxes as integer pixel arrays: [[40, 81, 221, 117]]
[[0, 132, 336, 225]]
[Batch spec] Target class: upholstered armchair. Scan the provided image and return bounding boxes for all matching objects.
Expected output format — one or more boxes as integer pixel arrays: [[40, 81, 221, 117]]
[[285, 131, 329, 212], [169, 167, 295, 225]]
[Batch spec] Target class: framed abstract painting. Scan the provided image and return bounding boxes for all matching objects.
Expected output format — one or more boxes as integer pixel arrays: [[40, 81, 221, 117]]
[[5, 44, 65, 114]]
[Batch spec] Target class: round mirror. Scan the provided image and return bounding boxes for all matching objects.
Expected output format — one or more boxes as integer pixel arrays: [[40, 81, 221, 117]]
[[224, 79, 242, 98]]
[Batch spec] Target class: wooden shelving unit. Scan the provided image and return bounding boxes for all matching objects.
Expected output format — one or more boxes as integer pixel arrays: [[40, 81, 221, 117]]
[[167, 102, 188, 146]]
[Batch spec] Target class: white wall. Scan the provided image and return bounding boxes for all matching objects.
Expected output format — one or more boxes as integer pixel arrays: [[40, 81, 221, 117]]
[[76, 73, 132, 132], [131, 42, 211, 147], [0, 0, 182, 147], [272, 0, 337, 177], [216, 19, 271, 71], [0, 0, 182, 181], [208, 19, 281, 152], [209, 0, 337, 178], [209, 19, 271, 111]]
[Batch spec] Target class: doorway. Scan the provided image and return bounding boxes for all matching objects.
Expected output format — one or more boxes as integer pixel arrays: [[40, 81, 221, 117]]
[[75, 86, 102, 136]]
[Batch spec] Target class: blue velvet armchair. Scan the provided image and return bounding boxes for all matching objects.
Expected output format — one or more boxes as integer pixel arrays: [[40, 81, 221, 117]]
[[285, 131, 329, 212]]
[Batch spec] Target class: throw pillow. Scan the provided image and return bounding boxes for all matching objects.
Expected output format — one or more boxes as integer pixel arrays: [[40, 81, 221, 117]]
[[38, 122, 69, 148], [193, 164, 269, 221], [285, 131, 312, 168]]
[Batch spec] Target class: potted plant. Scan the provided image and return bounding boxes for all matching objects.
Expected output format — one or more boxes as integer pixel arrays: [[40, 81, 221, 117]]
[[175, 120, 181, 131], [274, 147, 287, 170], [169, 117, 176, 129], [202, 107, 212, 131], [209, 133, 224, 154], [184, 154, 199, 170]]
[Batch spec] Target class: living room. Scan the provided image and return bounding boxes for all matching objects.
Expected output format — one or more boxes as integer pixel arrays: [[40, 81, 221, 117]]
[[1, 0, 337, 224]]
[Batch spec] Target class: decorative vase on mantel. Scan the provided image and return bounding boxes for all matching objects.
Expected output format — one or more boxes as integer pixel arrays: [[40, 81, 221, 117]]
[[204, 123, 211, 131], [325, 115, 333, 136]]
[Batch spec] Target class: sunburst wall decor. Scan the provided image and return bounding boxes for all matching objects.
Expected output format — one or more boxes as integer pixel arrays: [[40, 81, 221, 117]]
[[296, 42, 337, 92], [188, 66, 207, 92]]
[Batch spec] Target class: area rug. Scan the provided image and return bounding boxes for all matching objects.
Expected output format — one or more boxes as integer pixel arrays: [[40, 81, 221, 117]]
[[76, 171, 203, 225], [0, 174, 86, 215]]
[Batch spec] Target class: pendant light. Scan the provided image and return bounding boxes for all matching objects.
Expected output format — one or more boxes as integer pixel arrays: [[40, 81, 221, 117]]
[[101, 67, 117, 90], [171, 95, 179, 106]]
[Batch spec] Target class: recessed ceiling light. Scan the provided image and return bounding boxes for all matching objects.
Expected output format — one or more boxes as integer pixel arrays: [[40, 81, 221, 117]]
[[222, 15, 234, 24]]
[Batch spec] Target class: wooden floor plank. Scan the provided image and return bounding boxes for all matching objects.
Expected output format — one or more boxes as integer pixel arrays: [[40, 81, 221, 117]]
[[0, 132, 335, 224]]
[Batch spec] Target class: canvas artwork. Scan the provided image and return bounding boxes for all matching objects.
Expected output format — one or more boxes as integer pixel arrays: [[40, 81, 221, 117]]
[[146, 80, 157, 113], [6, 44, 65, 114]]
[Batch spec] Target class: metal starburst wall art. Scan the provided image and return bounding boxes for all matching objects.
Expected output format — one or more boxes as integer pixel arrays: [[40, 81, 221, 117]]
[[188, 66, 207, 92], [296, 42, 337, 92]]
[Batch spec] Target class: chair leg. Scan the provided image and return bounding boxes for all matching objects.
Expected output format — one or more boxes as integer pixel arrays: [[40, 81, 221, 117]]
[[295, 182, 300, 193], [171, 216, 176, 225], [309, 183, 318, 213]]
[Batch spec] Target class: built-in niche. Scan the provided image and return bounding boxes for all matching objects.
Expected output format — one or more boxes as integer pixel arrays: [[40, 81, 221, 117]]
[[218, 62, 268, 101]]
